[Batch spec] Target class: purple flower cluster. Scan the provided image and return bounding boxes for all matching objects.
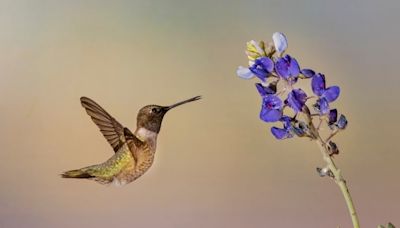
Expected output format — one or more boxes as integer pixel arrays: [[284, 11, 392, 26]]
[[237, 32, 347, 140]]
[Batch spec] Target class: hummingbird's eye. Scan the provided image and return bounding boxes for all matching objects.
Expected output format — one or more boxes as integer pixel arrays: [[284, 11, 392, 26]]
[[151, 108, 160, 114]]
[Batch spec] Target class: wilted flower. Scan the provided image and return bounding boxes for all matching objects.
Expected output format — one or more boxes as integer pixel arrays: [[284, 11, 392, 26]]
[[292, 121, 309, 137], [328, 109, 338, 125], [337, 114, 348, 129], [327, 141, 339, 156], [316, 167, 334, 178]]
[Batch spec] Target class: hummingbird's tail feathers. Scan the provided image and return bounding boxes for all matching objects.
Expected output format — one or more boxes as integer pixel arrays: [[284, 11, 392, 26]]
[[61, 169, 94, 179]]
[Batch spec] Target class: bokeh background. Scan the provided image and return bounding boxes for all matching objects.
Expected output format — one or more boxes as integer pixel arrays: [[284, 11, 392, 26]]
[[0, 0, 399, 227]]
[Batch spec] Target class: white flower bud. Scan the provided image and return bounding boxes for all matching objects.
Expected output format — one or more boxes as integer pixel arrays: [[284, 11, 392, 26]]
[[272, 32, 288, 53]]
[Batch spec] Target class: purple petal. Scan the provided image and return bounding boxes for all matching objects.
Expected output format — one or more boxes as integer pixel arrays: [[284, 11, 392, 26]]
[[280, 115, 292, 125], [287, 57, 300, 77], [286, 89, 307, 113], [263, 95, 283, 110], [257, 57, 274, 73], [237, 66, 255, 79], [255, 83, 267, 96], [275, 55, 300, 79], [275, 56, 290, 79], [319, 98, 330, 115], [272, 32, 288, 53], [271, 127, 288, 139], [337, 114, 348, 129], [300, 69, 315, 78], [322, 86, 340, 102], [281, 117, 294, 133], [260, 95, 283, 122], [328, 109, 338, 125], [249, 57, 274, 81], [255, 83, 276, 96], [311, 73, 326, 96], [249, 65, 268, 81], [260, 108, 282, 122]]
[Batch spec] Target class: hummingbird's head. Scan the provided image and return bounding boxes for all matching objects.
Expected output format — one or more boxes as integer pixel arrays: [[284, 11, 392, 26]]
[[137, 96, 201, 133]]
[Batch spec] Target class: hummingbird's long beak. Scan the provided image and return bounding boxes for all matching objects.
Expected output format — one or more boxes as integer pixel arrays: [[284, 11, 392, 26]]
[[164, 96, 201, 111]]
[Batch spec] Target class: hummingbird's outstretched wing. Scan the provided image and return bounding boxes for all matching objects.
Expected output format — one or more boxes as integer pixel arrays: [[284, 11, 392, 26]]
[[80, 97, 140, 153]]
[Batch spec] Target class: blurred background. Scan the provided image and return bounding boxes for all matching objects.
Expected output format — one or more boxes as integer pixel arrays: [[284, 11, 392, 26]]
[[0, 0, 399, 227]]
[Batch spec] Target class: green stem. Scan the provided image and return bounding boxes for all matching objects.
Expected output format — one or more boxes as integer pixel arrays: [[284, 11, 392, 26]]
[[316, 139, 360, 228], [303, 106, 360, 227]]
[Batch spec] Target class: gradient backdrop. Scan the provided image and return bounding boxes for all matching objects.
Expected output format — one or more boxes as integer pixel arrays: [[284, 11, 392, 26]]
[[0, 0, 399, 227]]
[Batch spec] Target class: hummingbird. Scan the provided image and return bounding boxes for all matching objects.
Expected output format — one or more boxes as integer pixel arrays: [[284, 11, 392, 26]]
[[61, 95, 201, 185]]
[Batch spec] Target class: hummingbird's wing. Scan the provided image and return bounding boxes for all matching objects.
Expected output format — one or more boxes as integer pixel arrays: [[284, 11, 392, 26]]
[[80, 97, 135, 153], [124, 128, 145, 148], [123, 127, 147, 163]]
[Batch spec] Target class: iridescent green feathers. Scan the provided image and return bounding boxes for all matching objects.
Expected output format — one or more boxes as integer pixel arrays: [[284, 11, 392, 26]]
[[61, 97, 144, 179]]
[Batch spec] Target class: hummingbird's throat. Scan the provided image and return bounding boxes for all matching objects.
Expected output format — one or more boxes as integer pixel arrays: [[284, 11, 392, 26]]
[[135, 127, 158, 141]]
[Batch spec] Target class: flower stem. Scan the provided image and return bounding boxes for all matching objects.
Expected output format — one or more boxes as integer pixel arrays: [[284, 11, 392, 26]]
[[303, 106, 360, 227], [316, 139, 360, 228]]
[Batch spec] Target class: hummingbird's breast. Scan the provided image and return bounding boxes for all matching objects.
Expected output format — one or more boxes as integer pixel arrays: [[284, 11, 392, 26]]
[[112, 147, 154, 185], [112, 128, 158, 185]]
